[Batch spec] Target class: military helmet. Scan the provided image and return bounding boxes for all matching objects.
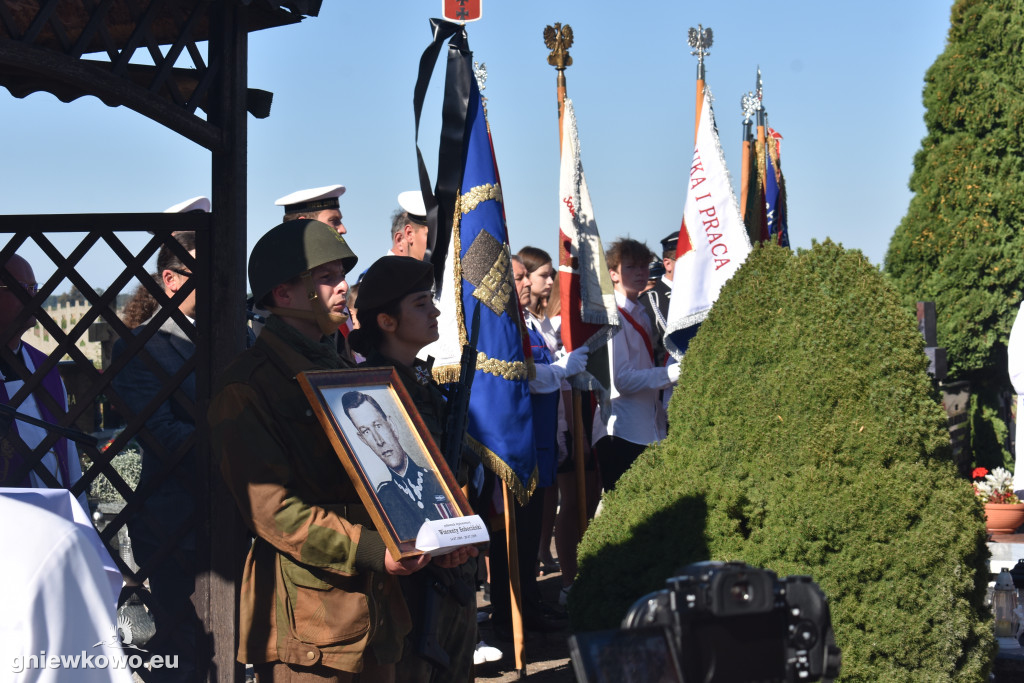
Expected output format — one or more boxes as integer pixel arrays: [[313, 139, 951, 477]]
[[248, 219, 358, 303]]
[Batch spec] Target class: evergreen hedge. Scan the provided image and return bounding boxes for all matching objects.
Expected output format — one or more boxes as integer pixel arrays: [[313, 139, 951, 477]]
[[572, 242, 995, 681]]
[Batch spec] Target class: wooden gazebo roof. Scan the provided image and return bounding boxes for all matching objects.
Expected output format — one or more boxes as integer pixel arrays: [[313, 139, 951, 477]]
[[0, 1, 320, 146]]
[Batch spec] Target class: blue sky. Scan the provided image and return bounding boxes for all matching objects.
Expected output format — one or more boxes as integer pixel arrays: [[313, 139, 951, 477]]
[[1, 1, 952, 291]]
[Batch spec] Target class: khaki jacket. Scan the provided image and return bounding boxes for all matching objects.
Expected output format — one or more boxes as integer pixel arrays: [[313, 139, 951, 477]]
[[210, 327, 411, 672]]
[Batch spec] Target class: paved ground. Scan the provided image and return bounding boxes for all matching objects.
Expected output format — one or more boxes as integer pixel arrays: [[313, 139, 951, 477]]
[[473, 569, 576, 682]]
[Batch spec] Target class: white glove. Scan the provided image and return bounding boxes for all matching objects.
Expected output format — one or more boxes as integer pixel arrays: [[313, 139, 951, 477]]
[[552, 345, 589, 377], [667, 363, 681, 383]]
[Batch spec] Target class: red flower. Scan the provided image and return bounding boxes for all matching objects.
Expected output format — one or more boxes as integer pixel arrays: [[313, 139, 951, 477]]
[[972, 467, 989, 480]]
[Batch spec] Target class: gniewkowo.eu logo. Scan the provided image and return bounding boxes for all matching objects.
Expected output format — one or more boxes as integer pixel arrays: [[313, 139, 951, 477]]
[[10, 623, 178, 673], [11, 651, 178, 673]]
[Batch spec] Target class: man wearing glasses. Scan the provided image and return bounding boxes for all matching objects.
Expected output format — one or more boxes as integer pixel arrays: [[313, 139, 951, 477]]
[[0, 253, 87, 509], [111, 231, 198, 681]]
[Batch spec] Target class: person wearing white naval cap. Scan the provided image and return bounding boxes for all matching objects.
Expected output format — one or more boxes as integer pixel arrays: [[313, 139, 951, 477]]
[[152, 196, 209, 236], [275, 184, 347, 234], [388, 190, 429, 260], [164, 196, 211, 214]]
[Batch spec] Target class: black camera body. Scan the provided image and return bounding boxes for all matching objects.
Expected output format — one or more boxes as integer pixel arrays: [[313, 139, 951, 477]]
[[621, 561, 841, 682]]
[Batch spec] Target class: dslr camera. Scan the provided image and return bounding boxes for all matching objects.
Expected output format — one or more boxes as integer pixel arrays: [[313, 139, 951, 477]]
[[570, 561, 841, 683]]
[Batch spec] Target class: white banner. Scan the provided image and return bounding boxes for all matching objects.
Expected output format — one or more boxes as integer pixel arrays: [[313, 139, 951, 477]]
[[665, 86, 752, 358]]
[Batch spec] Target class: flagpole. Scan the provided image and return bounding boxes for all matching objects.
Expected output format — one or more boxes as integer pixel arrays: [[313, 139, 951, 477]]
[[502, 481, 526, 677], [740, 84, 758, 221], [688, 25, 712, 145], [545, 20, 590, 544], [470, 60, 527, 678], [756, 69, 769, 243]]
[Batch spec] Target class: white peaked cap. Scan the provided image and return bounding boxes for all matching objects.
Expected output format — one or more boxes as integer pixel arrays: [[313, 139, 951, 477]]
[[274, 184, 346, 212], [397, 190, 427, 223], [164, 196, 210, 213]]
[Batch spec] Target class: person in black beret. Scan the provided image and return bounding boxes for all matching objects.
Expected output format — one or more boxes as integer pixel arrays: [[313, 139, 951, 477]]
[[349, 255, 479, 683]]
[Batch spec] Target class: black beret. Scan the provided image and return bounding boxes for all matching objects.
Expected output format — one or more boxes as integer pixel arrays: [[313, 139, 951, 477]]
[[355, 256, 434, 311]]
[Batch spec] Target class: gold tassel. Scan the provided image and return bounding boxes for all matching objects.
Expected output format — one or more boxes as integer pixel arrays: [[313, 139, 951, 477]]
[[468, 434, 538, 506]]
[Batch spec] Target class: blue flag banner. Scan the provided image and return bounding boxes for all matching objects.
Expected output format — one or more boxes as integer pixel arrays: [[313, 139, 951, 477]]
[[422, 72, 537, 504], [459, 81, 537, 502], [765, 132, 790, 248]]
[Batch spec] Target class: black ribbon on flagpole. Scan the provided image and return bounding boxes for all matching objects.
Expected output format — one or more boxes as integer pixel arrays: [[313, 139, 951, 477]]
[[413, 18, 474, 294]]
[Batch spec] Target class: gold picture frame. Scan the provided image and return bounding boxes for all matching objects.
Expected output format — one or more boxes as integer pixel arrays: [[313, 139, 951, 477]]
[[297, 367, 473, 559]]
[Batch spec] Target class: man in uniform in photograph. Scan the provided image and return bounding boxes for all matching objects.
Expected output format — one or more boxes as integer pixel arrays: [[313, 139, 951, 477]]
[[275, 184, 348, 235], [341, 390, 455, 540], [388, 191, 429, 260], [211, 220, 462, 682], [640, 230, 678, 367]]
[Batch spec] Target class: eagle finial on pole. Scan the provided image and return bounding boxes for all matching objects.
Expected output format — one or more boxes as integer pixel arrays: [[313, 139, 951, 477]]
[[544, 22, 575, 151], [544, 22, 574, 71], [687, 24, 713, 80]]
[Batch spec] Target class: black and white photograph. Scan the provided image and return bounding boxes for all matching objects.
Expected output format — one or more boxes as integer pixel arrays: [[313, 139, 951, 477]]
[[297, 367, 472, 558]]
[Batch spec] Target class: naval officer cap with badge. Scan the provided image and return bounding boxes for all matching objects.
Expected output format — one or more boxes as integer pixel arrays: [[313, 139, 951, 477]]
[[275, 184, 348, 235]]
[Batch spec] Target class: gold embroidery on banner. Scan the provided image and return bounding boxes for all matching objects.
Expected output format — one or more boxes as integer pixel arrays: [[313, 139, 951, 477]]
[[452, 191, 468, 348], [476, 352, 528, 381], [470, 247, 512, 315], [460, 183, 502, 215]]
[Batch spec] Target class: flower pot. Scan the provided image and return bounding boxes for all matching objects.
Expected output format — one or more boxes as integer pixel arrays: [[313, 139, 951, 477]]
[[985, 503, 1024, 535]]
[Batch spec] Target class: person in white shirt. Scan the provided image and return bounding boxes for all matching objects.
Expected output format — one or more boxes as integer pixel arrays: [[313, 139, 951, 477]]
[[593, 238, 680, 491], [0, 254, 86, 509], [0, 494, 133, 683]]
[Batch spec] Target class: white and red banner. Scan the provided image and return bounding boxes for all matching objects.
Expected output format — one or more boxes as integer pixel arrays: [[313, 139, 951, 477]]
[[558, 98, 619, 355], [665, 86, 752, 359], [557, 98, 619, 397]]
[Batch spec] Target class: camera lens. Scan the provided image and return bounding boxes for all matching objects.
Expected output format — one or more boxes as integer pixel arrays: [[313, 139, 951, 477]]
[[730, 580, 752, 604]]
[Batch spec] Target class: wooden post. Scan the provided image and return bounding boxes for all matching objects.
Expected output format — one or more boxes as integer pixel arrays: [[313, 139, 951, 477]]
[[572, 390, 588, 535], [503, 481, 526, 676], [199, 3, 249, 681]]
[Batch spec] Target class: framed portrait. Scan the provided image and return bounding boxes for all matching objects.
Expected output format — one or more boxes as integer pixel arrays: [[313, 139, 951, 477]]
[[297, 367, 474, 559]]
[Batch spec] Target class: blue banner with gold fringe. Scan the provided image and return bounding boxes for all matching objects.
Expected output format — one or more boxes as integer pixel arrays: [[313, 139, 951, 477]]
[[453, 77, 537, 503], [415, 21, 537, 503]]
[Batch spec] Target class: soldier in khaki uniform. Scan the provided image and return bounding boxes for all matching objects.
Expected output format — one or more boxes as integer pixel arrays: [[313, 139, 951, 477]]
[[211, 221, 460, 682], [348, 256, 479, 683]]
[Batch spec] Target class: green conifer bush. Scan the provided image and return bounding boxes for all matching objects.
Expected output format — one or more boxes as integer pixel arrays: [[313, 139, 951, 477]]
[[885, 0, 1024, 471], [572, 242, 994, 681]]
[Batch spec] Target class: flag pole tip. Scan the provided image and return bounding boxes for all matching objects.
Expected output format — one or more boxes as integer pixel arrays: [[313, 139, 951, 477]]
[[544, 22, 574, 70]]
